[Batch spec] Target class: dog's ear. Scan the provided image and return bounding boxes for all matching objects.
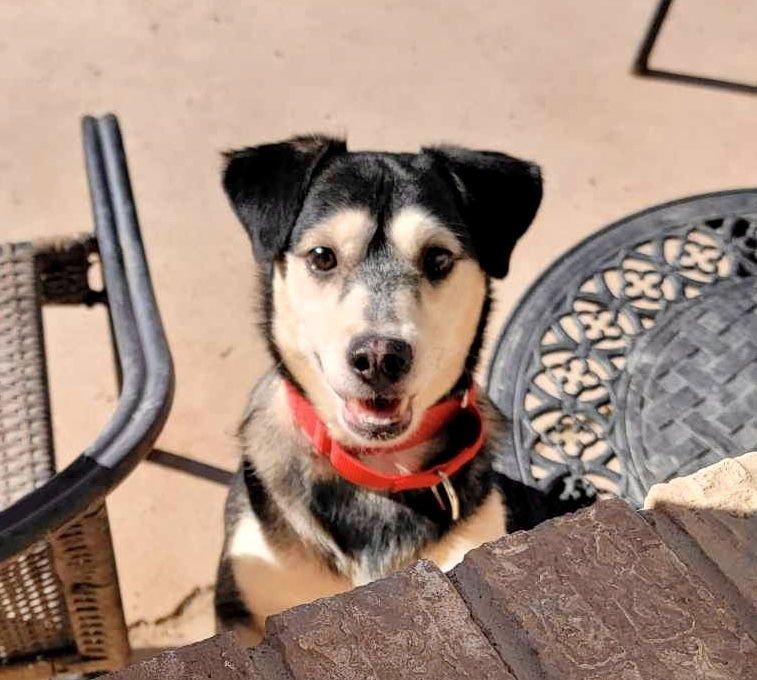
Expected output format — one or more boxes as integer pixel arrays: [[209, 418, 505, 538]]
[[223, 135, 347, 261], [423, 146, 542, 278]]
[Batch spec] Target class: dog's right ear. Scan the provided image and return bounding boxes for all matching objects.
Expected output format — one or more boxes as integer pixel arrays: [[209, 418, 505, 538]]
[[222, 136, 347, 262]]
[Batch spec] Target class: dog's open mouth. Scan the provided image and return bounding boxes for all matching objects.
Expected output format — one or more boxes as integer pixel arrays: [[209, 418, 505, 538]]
[[342, 396, 413, 441]]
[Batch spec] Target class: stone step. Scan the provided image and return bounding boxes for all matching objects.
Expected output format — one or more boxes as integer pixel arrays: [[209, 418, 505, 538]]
[[103, 454, 757, 679]]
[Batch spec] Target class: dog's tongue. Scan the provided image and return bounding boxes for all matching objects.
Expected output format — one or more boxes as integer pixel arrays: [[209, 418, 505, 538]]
[[342, 396, 413, 445], [346, 397, 403, 420]]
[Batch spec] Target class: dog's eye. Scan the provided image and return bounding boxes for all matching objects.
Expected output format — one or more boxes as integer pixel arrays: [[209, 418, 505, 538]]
[[422, 247, 455, 280], [307, 246, 338, 273]]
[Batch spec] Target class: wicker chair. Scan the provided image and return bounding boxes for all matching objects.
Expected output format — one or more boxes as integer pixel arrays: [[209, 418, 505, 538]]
[[0, 116, 173, 678]]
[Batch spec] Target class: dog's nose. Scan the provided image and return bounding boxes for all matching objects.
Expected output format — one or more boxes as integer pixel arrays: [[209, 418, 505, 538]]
[[348, 335, 413, 387]]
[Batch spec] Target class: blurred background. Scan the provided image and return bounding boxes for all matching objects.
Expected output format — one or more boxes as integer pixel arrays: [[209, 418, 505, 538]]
[[1, 0, 755, 653]]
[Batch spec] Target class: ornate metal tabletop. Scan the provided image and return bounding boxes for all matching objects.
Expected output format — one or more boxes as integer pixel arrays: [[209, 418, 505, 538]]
[[488, 190, 757, 509]]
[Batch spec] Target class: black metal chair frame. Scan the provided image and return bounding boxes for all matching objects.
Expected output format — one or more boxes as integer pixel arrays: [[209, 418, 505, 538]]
[[0, 115, 174, 677], [0, 116, 174, 563]]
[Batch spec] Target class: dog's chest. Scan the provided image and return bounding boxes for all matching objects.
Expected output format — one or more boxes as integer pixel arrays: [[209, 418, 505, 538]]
[[227, 487, 505, 637], [308, 483, 506, 575], [227, 511, 353, 639], [308, 480, 443, 577]]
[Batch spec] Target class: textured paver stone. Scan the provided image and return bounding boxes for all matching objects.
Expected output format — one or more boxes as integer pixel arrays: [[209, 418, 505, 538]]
[[645, 451, 757, 606], [106, 633, 259, 680], [451, 499, 756, 680], [263, 559, 514, 680]]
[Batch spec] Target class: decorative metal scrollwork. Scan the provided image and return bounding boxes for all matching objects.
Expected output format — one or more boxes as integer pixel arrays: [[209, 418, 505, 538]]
[[492, 201, 757, 508]]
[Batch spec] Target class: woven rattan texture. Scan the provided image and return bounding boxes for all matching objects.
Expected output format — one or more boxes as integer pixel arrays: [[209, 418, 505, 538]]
[[0, 240, 128, 677], [0, 542, 72, 666], [0, 243, 73, 665], [0, 243, 55, 509], [49, 503, 129, 670]]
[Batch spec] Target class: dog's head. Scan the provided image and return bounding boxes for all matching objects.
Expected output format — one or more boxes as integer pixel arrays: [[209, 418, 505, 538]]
[[223, 136, 541, 447]]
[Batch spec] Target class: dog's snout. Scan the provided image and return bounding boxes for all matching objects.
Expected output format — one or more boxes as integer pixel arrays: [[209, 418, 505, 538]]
[[348, 335, 413, 388]]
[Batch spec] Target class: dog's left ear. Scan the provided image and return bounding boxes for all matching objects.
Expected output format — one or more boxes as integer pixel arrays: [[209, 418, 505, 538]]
[[423, 146, 542, 278], [223, 135, 347, 262]]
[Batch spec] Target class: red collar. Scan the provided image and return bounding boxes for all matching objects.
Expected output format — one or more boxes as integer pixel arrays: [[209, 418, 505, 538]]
[[283, 381, 486, 494]]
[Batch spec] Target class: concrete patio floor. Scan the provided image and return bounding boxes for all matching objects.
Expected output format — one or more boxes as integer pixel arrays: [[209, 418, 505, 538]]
[[1, 0, 755, 654]]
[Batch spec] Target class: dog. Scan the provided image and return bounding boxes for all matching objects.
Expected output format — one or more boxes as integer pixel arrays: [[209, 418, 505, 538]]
[[215, 136, 542, 643]]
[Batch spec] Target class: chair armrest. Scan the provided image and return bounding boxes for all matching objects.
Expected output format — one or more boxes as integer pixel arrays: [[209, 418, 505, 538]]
[[0, 115, 174, 561]]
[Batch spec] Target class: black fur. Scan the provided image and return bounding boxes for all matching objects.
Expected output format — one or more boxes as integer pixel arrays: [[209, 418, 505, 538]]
[[423, 146, 543, 278], [223, 136, 347, 261], [214, 557, 252, 631], [214, 462, 258, 632]]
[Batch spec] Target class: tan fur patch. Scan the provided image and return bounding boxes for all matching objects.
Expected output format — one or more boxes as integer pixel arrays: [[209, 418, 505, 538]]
[[387, 205, 486, 417], [389, 205, 463, 261], [397, 259, 485, 416], [294, 206, 375, 264], [272, 259, 371, 437]]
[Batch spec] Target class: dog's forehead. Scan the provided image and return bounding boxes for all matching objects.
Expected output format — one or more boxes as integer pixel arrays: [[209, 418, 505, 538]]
[[291, 152, 467, 247]]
